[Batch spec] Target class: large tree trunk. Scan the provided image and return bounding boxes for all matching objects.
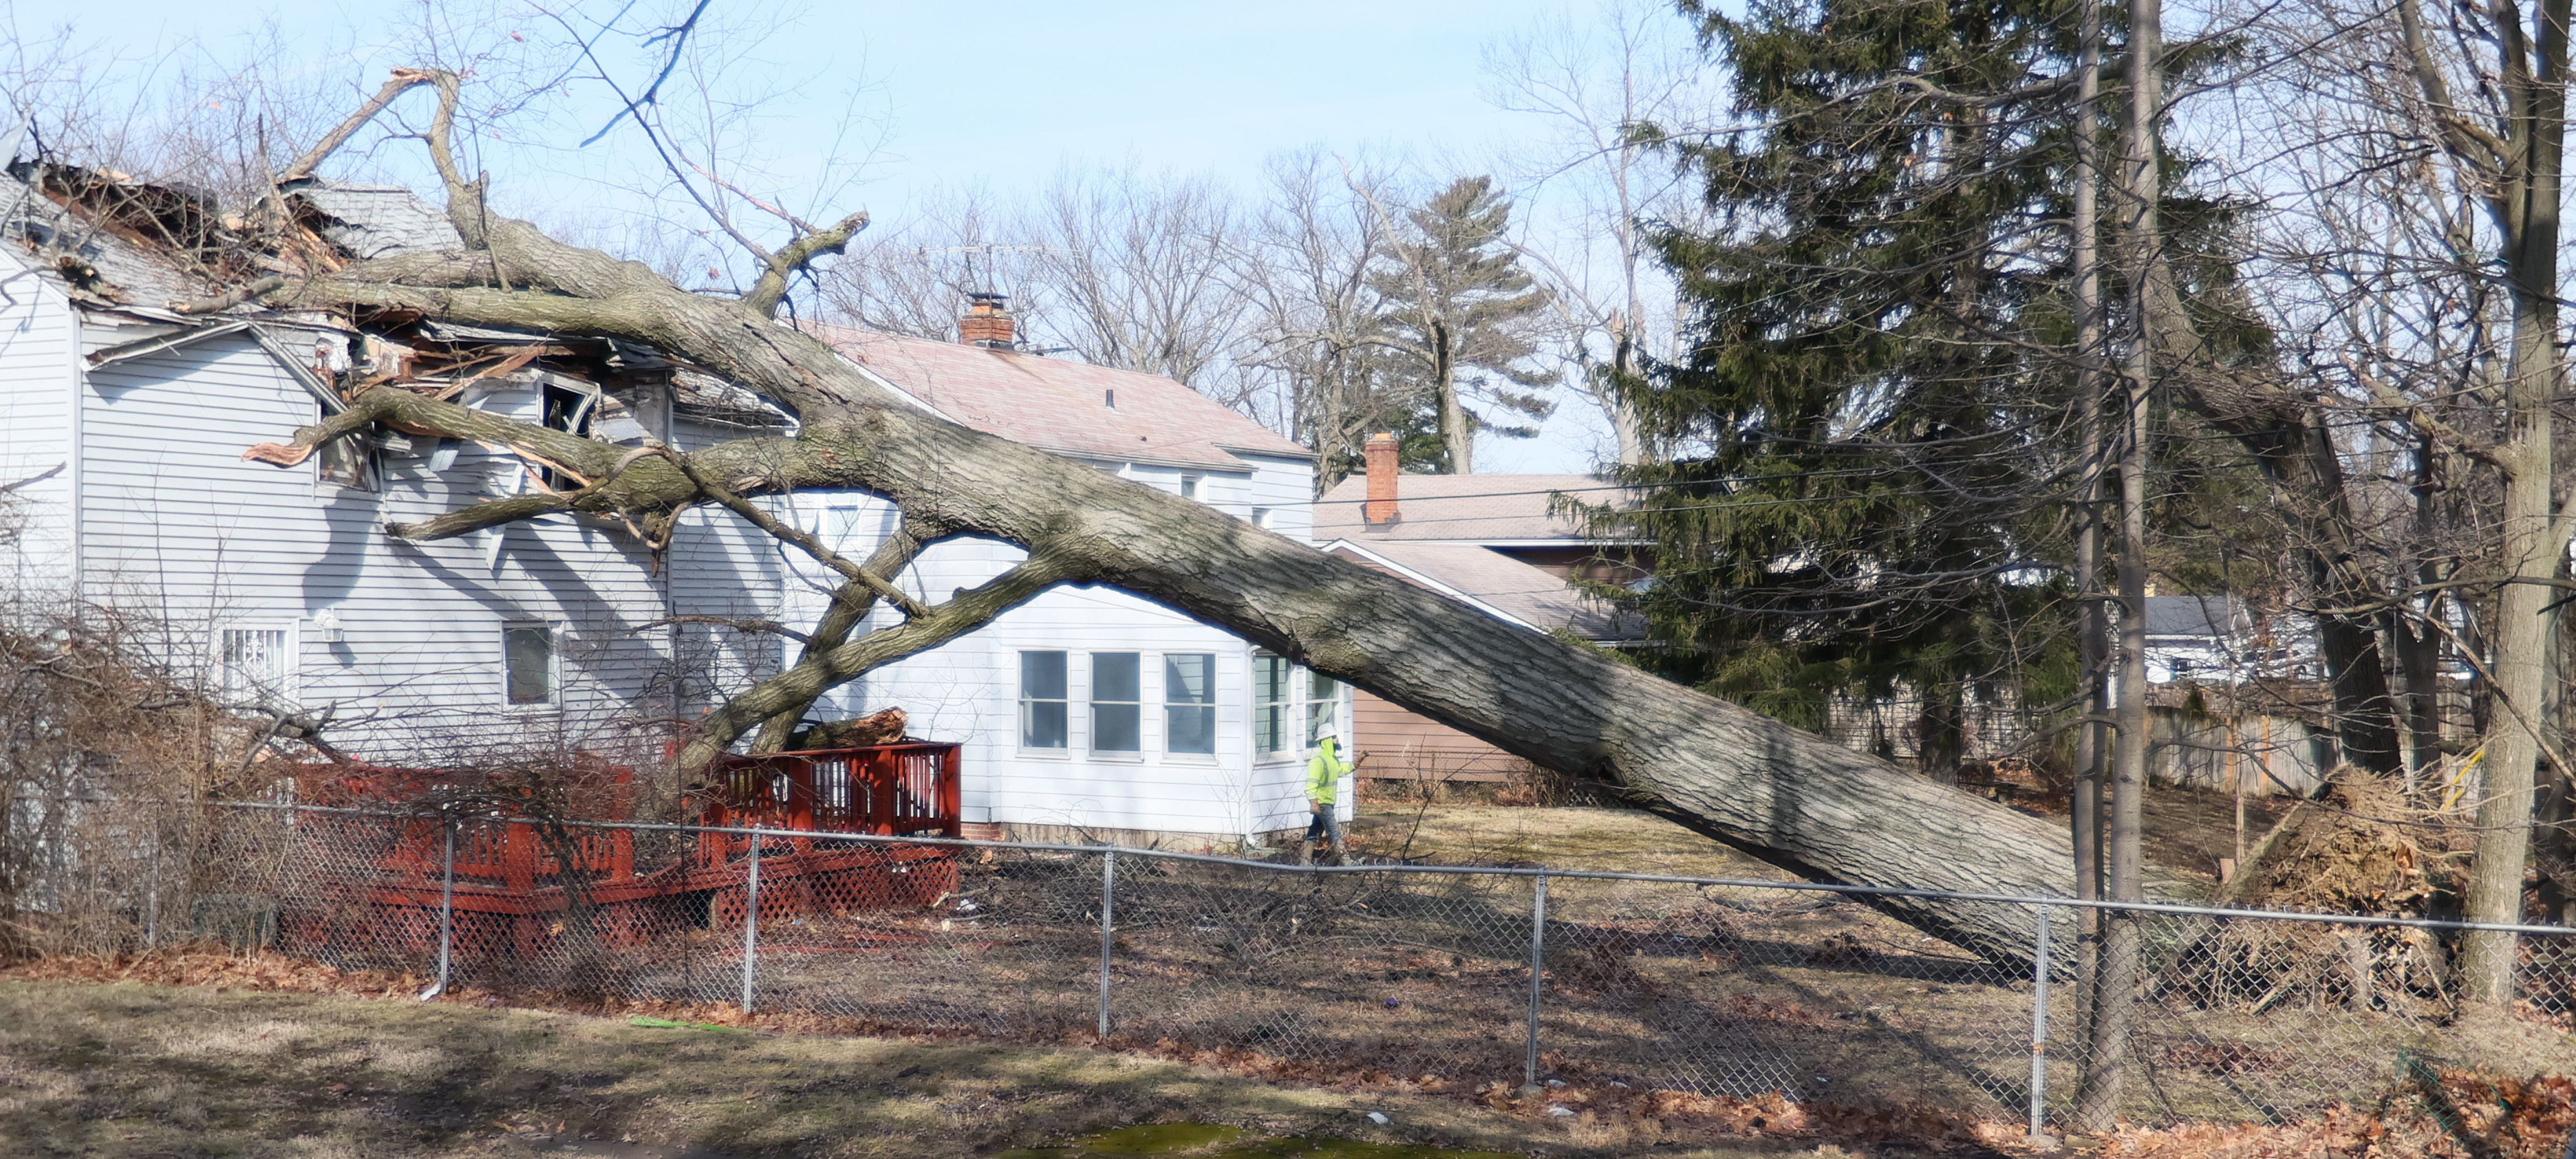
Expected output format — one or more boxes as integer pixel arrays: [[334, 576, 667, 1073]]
[[247, 125, 2203, 967]]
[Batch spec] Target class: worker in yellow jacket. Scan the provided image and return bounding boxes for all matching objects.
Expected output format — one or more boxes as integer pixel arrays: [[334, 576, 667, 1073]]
[[1303, 735, 1352, 864]]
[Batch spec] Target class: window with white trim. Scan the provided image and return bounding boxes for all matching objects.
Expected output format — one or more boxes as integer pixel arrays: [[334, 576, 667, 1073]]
[[504, 622, 557, 706], [1254, 651, 1293, 758], [1305, 668, 1342, 748], [1164, 653, 1216, 756], [824, 504, 865, 548], [217, 627, 294, 704], [1091, 652, 1142, 753], [1019, 651, 1069, 750]]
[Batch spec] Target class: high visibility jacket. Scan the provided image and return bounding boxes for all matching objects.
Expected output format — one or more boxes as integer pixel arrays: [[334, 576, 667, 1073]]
[[1307, 738, 1351, 800]]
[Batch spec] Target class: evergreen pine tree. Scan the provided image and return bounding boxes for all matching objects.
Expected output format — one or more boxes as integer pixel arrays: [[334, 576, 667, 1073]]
[[1370, 176, 1556, 473], [1593, 0, 2099, 771]]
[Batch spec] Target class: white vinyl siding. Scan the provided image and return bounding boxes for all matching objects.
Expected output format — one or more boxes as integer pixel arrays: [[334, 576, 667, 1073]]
[[0, 257, 77, 598], [73, 329, 679, 760]]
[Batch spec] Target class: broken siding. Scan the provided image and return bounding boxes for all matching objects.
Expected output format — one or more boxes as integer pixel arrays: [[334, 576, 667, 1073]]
[[0, 255, 74, 597], [77, 334, 674, 759]]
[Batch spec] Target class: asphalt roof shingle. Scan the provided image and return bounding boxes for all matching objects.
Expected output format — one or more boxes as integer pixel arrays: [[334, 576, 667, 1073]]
[[1327, 540, 1642, 642], [810, 325, 1310, 470]]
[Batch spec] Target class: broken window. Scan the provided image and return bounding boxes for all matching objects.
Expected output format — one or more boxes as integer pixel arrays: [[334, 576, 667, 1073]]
[[1164, 653, 1216, 756], [538, 382, 597, 489], [1091, 652, 1141, 753], [504, 622, 556, 706], [314, 404, 378, 492], [1020, 651, 1068, 750]]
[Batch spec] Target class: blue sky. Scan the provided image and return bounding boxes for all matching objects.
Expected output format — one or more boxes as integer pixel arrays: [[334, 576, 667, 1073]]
[[8, 0, 1706, 470]]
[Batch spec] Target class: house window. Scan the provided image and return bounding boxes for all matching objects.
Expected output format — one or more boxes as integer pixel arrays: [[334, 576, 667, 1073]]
[[1165, 653, 1216, 755], [824, 504, 864, 548], [1092, 652, 1142, 753], [504, 622, 556, 706], [1179, 474, 1202, 500], [539, 384, 596, 489], [217, 627, 293, 704], [1254, 651, 1293, 757], [1306, 668, 1342, 748], [1020, 651, 1068, 749], [314, 404, 377, 492]]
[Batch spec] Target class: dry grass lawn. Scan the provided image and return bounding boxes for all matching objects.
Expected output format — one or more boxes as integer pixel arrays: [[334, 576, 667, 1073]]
[[0, 979, 1865, 1159]]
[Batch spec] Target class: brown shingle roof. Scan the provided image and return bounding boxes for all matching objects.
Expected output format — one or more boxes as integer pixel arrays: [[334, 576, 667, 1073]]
[[1325, 540, 1642, 642], [809, 325, 1309, 470], [1313, 473, 1632, 543]]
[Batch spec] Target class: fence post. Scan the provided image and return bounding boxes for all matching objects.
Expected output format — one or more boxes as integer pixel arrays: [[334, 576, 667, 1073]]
[[419, 814, 455, 1001], [143, 813, 161, 949], [2028, 903, 2052, 1140], [1525, 870, 1548, 1090], [1097, 848, 1117, 1042], [740, 825, 762, 1015]]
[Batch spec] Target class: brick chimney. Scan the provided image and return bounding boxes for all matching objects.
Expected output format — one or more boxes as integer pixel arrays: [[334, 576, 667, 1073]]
[[1363, 433, 1400, 527], [958, 292, 1015, 349]]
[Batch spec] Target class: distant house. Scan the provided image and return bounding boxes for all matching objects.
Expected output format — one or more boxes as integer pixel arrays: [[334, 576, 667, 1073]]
[[1309, 436, 1643, 782], [2142, 594, 2315, 684], [780, 303, 1353, 847]]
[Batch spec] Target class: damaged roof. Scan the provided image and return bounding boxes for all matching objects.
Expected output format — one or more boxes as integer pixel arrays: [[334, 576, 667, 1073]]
[[812, 325, 1311, 470], [283, 178, 464, 259], [1, 163, 255, 318]]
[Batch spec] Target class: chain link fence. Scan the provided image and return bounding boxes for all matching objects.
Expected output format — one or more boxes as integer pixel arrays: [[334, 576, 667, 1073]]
[[21, 799, 2576, 1133]]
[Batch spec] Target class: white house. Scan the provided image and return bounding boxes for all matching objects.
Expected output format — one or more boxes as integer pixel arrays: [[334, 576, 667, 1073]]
[[0, 164, 1351, 846], [0, 167, 782, 761], [782, 310, 1352, 848]]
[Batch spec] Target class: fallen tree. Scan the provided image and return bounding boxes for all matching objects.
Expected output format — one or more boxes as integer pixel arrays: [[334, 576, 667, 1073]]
[[215, 70, 2194, 964]]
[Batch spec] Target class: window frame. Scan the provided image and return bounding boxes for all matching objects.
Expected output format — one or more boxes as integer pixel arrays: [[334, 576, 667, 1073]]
[[313, 402, 379, 493], [215, 622, 298, 707], [1304, 667, 1342, 750], [502, 620, 559, 708], [1090, 651, 1144, 757], [1163, 652, 1218, 760], [1253, 651, 1294, 762], [1018, 649, 1071, 754]]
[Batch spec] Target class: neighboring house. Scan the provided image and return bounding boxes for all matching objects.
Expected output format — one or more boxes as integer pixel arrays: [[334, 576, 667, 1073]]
[[2142, 594, 2315, 684], [0, 169, 782, 762], [775, 306, 1353, 847], [1309, 435, 1643, 781]]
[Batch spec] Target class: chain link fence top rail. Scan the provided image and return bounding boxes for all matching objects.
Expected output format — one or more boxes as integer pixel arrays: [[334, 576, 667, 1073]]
[[29, 799, 2576, 1132]]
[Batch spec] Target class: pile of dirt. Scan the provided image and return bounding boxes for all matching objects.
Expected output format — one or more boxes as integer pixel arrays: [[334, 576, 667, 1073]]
[[2239, 772, 2461, 916]]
